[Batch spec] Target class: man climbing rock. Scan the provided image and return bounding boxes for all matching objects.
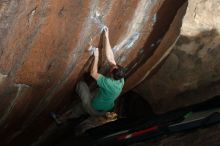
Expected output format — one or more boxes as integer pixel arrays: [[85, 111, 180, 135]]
[[51, 27, 125, 124]]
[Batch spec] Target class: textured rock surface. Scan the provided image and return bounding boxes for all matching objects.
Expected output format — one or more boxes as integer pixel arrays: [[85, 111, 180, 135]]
[[135, 0, 220, 113], [1, 0, 220, 146], [0, 0, 186, 146]]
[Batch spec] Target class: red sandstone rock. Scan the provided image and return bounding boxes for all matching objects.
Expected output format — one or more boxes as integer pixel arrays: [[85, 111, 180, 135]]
[[0, 0, 188, 146]]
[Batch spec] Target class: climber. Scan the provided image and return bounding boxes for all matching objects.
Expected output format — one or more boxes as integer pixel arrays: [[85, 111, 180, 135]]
[[51, 26, 125, 124]]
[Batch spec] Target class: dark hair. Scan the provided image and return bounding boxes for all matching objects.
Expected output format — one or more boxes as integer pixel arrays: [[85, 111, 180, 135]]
[[112, 66, 126, 80]]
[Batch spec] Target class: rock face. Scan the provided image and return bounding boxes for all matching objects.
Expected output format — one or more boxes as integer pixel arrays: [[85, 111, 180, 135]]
[[0, 0, 187, 146], [135, 0, 220, 113], [1, 0, 220, 146]]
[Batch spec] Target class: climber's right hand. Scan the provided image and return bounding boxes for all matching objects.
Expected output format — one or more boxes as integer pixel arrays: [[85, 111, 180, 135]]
[[103, 26, 109, 38]]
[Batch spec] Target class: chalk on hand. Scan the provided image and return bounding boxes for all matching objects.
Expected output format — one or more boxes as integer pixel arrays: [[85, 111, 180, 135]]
[[102, 25, 108, 32], [88, 46, 96, 55]]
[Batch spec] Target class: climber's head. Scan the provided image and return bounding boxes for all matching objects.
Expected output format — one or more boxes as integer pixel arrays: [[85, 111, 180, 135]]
[[110, 65, 126, 80]]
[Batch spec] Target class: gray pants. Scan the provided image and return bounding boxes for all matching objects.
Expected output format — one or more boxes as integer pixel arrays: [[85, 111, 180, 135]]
[[71, 81, 106, 118]]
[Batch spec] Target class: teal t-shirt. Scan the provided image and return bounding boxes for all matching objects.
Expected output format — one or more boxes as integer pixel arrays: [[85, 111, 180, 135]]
[[91, 74, 124, 111]]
